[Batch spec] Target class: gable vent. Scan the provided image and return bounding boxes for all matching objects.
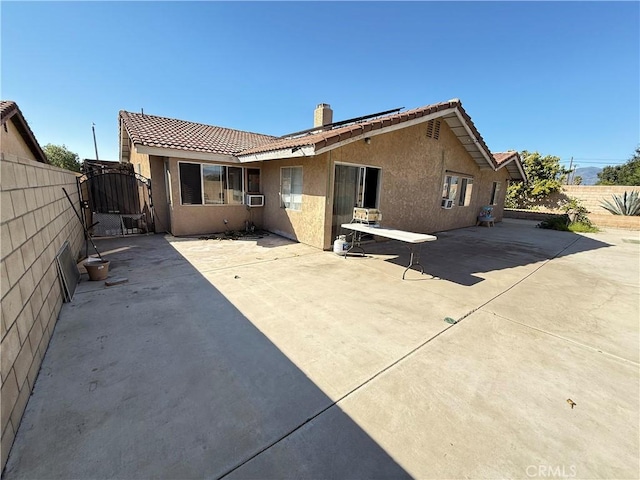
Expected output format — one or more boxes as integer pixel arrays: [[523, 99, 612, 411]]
[[426, 119, 441, 140]]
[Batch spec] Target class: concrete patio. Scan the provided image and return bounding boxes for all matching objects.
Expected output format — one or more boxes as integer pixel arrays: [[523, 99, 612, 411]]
[[3, 219, 639, 479]]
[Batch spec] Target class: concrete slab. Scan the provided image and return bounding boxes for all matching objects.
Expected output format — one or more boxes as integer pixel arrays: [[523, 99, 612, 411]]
[[230, 310, 638, 479], [3, 220, 638, 479]]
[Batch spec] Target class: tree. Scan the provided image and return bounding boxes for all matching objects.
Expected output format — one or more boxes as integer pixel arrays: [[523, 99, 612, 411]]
[[506, 150, 568, 208], [597, 147, 640, 186], [43, 144, 81, 172]]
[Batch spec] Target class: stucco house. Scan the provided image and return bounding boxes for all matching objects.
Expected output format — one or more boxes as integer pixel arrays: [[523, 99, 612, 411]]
[[118, 99, 524, 250]]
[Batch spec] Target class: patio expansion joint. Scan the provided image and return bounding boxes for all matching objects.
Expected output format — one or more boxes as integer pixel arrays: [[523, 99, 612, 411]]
[[217, 320, 459, 479], [216, 234, 592, 478]]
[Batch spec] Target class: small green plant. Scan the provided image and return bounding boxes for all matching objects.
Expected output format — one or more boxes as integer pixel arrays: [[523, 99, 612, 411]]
[[538, 198, 599, 232], [561, 197, 593, 225], [600, 191, 640, 216], [568, 222, 599, 233]]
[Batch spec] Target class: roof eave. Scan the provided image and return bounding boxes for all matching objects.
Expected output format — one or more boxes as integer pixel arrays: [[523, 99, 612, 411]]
[[8, 108, 49, 164], [238, 145, 315, 163], [134, 144, 239, 163]]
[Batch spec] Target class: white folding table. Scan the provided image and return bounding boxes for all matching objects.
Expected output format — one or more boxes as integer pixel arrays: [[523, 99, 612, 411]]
[[340, 223, 437, 279]]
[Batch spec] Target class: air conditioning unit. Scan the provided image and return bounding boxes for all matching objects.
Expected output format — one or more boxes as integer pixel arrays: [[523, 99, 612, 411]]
[[245, 194, 264, 207], [441, 199, 454, 209]]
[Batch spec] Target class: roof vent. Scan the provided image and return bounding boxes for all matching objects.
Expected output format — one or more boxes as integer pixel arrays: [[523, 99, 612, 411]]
[[426, 119, 441, 140]]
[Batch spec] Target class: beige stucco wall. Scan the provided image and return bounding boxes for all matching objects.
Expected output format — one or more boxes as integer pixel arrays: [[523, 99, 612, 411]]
[[261, 120, 511, 250], [1, 120, 39, 162], [0, 151, 84, 469], [128, 148, 151, 179], [261, 155, 330, 248], [166, 157, 264, 236]]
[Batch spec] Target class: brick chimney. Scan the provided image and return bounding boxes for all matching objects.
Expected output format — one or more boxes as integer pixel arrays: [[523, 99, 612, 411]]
[[314, 103, 333, 129]]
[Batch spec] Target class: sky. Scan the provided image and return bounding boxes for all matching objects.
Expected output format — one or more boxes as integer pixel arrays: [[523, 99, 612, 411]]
[[2, 1, 638, 171]]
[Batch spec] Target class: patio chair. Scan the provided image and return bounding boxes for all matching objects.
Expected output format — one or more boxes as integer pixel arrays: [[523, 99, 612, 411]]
[[477, 205, 495, 227]]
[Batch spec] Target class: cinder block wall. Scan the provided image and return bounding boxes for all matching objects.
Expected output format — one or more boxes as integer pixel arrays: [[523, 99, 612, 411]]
[[562, 185, 640, 214], [1, 153, 84, 468]]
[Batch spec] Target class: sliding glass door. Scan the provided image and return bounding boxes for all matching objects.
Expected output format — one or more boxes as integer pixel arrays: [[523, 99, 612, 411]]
[[331, 164, 381, 241]]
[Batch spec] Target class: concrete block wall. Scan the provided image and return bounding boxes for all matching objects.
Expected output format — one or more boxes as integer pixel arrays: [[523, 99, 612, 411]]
[[1, 153, 84, 469], [562, 185, 640, 215]]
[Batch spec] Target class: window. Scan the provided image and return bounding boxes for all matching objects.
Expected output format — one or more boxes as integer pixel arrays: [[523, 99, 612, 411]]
[[490, 181, 501, 205], [246, 168, 261, 193], [442, 175, 459, 202], [180, 163, 202, 205], [281, 166, 303, 210], [458, 178, 473, 206], [443, 174, 473, 207], [179, 162, 256, 205]]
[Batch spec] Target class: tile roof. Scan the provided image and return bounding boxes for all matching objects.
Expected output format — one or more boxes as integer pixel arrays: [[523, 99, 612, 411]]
[[118, 100, 524, 180], [238, 99, 492, 157], [119, 111, 277, 156], [493, 151, 519, 165], [0, 100, 18, 122], [1, 100, 49, 164], [493, 151, 525, 180]]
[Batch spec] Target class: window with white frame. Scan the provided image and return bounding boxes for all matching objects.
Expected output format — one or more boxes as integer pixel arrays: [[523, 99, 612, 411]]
[[490, 181, 501, 205], [442, 174, 473, 207], [281, 166, 303, 210], [458, 177, 473, 206], [179, 162, 256, 205]]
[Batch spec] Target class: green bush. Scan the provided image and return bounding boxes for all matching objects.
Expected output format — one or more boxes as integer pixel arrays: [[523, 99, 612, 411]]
[[537, 215, 570, 231], [537, 198, 599, 233]]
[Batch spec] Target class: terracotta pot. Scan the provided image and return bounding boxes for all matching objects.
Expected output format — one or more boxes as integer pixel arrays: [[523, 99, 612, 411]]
[[84, 260, 110, 281]]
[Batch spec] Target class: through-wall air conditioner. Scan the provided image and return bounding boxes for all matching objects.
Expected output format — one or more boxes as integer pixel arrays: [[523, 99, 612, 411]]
[[245, 194, 264, 207], [441, 199, 454, 209]]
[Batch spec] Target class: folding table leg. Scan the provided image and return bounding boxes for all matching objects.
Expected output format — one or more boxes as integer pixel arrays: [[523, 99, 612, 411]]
[[402, 244, 425, 280]]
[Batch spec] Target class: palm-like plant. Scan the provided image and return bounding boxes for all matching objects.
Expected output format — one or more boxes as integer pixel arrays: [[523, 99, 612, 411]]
[[600, 191, 640, 216]]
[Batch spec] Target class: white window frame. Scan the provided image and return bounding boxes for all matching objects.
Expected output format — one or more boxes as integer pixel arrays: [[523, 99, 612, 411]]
[[443, 173, 474, 207], [178, 161, 251, 206], [281, 166, 303, 211], [458, 177, 474, 207]]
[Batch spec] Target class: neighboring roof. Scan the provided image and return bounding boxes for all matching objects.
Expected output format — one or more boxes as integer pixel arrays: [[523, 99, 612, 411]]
[[1, 100, 49, 164], [119, 110, 277, 157], [493, 151, 526, 181]]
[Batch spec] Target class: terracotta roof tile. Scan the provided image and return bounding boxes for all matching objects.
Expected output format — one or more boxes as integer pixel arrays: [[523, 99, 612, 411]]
[[119, 111, 277, 156], [0, 100, 18, 122], [493, 151, 519, 165], [238, 99, 494, 159]]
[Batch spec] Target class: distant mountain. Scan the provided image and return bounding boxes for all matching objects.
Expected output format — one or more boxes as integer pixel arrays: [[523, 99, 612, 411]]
[[572, 167, 602, 185]]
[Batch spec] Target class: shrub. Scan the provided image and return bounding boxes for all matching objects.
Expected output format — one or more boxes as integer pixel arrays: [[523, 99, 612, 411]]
[[538, 198, 599, 232], [600, 191, 640, 216], [537, 215, 570, 231]]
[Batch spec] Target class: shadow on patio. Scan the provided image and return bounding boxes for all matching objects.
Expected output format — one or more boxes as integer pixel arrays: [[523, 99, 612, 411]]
[[356, 219, 613, 285], [3, 234, 409, 479]]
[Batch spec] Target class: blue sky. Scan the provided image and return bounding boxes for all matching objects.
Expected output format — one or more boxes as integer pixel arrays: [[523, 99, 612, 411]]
[[2, 1, 638, 169]]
